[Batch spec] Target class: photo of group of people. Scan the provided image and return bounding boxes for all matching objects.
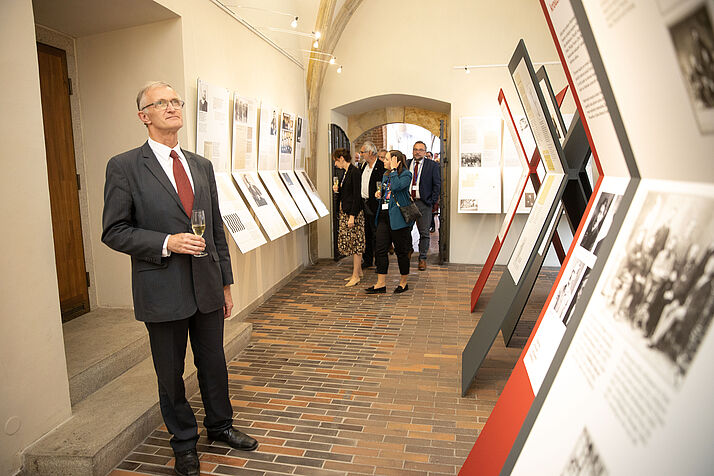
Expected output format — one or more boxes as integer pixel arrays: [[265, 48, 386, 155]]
[[667, 2, 714, 133], [601, 191, 714, 382], [461, 152, 482, 167], [561, 427, 609, 476], [234, 98, 248, 123]]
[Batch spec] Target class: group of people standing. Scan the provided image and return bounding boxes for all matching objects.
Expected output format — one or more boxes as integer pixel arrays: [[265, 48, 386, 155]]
[[332, 140, 441, 294]]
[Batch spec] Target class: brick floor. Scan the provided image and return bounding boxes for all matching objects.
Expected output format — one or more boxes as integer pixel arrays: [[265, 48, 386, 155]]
[[111, 255, 556, 476]]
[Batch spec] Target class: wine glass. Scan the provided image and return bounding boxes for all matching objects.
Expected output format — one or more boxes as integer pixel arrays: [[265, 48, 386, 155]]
[[190, 209, 208, 257]]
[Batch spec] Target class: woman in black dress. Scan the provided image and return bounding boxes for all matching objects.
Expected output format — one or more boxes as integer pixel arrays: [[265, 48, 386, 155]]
[[332, 148, 365, 286]]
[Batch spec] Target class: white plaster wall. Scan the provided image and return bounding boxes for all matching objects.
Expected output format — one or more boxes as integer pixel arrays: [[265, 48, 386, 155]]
[[77, 0, 313, 312], [0, 1, 72, 474], [316, 0, 576, 265]]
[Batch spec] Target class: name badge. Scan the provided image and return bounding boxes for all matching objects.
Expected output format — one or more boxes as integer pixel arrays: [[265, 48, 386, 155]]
[[381, 203, 389, 210], [412, 185, 418, 190]]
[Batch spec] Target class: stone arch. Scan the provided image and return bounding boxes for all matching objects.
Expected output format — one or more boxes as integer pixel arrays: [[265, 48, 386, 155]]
[[346, 105, 449, 143]]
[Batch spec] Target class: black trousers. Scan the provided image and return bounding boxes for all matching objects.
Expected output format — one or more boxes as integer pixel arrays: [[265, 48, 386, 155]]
[[375, 210, 411, 276], [145, 308, 233, 452], [362, 200, 377, 266]]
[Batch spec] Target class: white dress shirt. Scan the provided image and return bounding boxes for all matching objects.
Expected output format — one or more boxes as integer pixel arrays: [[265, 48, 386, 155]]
[[409, 158, 423, 200], [361, 161, 374, 199], [147, 138, 195, 256]]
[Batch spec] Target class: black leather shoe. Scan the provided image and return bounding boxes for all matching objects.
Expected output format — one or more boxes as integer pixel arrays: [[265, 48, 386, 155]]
[[394, 284, 409, 294], [207, 427, 258, 451], [174, 448, 199, 476], [365, 286, 386, 294]]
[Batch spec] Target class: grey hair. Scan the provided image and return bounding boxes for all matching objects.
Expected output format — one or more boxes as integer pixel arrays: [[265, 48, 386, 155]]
[[136, 81, 174, 110], [361, 141, 378, 156]]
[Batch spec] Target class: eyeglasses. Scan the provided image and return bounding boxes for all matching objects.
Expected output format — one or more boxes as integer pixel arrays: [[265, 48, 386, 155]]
[[413, 148, 426, 152], [140, 98, 185, 111]]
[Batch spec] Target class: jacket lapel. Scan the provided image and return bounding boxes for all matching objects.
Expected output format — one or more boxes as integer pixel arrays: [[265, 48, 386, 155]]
[[183, 149, 206, 210], [141, 142, 187, 216]]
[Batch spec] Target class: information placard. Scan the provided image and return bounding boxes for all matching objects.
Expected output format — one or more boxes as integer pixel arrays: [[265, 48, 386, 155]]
[[214, 172, 266, 253], [259, 170, 306, 230], [458, 116, 502, 213], [196, 79, 231, 174], [233, 171, 288, 241]]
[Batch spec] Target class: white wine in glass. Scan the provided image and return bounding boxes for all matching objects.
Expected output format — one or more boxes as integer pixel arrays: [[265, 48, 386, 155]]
[[190, 209, 208, 257]]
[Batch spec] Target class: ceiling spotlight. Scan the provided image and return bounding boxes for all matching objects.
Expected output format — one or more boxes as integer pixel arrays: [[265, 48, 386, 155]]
[[314, 31, 321, 39], [329, 56, 336, 64], [313, 39, 319, 48], [291, 16, 298, 28], [465, 67, 471, 74], [337, 65, 342, 74]]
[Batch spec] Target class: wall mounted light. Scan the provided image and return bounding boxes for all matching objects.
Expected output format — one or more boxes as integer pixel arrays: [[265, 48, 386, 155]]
[[291, 16, 298, 28]]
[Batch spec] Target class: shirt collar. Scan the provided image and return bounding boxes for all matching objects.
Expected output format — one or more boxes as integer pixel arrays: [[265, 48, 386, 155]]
[[148, 137, 184, 163]]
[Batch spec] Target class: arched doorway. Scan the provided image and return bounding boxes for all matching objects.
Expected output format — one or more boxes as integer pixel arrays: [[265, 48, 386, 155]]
[[332, 94, 452, 264]]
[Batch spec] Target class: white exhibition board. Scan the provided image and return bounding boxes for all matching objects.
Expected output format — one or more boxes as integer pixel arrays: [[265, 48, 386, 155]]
[[294, 115, 306, 170], [501, 97, 535, 229], [296, 169, 329, 217], [231, 94, 258, 172], [579, 0, 714, 183], [232, 170, 288, 241], [214, 172, 266, 253], [458, 116, 502, 213], [278, 111, 295, 171], [259, 170, 306, 230], [506, 54, 567, 284], [280, 170, 319, 223], [524, 176, 628, 394], [196, 79, 231, 174], [258, 103, 279, 171], [544, 0, 630, 177], [512, 179, 714, 476]]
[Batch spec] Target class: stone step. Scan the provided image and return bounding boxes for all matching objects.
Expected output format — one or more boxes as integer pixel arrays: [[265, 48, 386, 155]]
[[63, 308, 149, 406], [22, 318, 252, 476]]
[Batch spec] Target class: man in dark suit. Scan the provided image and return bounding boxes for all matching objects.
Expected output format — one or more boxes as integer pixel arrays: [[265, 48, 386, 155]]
[[358, 141, 385, 268], [102, 81, 257, 476], [407, 141, 441, 270]]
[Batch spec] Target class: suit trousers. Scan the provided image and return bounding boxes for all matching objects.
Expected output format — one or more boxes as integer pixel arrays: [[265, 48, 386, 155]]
[[145, 308, 233, 452], [375, 210, 411, 276], [412, 199, 433, 260], [362, 200, 377, 266]]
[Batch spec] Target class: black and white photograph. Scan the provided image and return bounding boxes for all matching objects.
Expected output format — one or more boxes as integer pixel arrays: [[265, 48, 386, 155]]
[[280, 130, 293, 155], [460, 152, 482, 167], [281, 172, 294, 186], [242, 173, 268, 207], [561, 427, 609, 476], [551, 259, 589, 326], [270, 111, 278, 135], [296, 117, 303, 143], [301, 170, 318, 193], [199, 87, 208, 112], [460, 198, 478, 211], [600, 191, 714, 383], [524, 191, 536, 208], [580, 192, 617, 252], [234, 98, 248, 123], [668, 2, 714, 133]]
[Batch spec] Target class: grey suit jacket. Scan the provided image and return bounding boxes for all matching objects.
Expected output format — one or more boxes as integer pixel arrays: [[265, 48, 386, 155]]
[[102, 142, 233, 323]]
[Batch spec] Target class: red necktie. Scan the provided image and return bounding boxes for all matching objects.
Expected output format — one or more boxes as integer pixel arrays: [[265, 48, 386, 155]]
[[411, 160, 420, 199], [170, 150, 193, 215]]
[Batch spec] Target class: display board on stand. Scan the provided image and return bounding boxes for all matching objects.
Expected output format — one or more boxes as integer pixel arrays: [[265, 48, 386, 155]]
[[461, 40, 571, 397], [470, 86, 571, 312]]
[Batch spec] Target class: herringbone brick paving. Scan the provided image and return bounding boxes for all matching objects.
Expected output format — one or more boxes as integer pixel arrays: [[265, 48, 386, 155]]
[[111, 256, 557, 476]]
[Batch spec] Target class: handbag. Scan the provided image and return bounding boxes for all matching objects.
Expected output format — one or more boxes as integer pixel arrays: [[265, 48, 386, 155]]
[[395, 193, 422, 223]]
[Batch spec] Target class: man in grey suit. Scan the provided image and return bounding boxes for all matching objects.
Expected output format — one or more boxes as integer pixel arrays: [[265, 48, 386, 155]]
[[102, 81, 257, 476]]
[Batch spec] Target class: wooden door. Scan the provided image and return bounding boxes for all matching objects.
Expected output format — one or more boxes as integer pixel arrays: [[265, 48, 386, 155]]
[[37, 43, 89, 322]]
